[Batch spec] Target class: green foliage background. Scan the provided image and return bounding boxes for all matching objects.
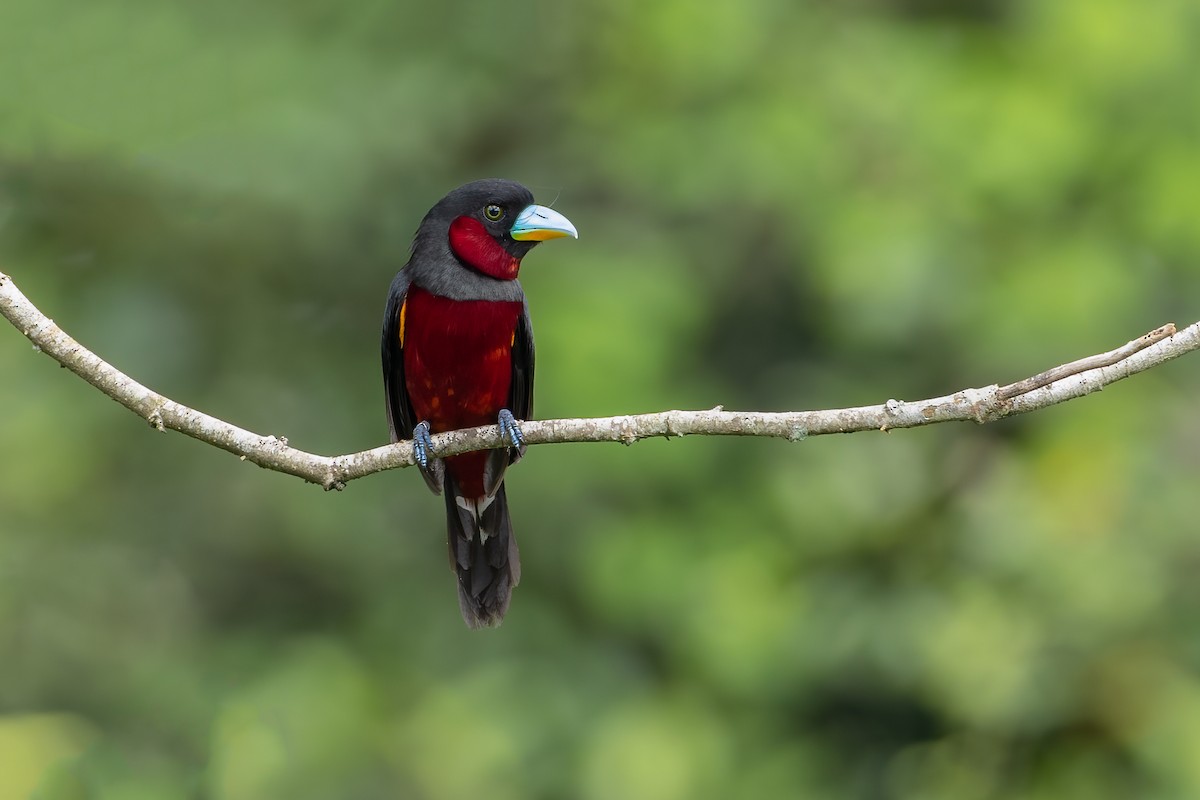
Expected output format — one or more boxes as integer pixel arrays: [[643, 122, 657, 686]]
[[2, 1, 1199, 797]]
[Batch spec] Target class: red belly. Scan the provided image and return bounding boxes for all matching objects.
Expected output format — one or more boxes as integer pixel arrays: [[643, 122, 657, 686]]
[[403, 287, 524, 496]]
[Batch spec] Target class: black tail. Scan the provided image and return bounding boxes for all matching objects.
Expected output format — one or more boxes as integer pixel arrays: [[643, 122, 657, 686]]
[[444, 475, 521, 629]]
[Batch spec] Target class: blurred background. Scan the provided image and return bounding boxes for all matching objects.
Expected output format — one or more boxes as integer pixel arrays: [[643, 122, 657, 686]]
[[2, 0, 1199, 797]]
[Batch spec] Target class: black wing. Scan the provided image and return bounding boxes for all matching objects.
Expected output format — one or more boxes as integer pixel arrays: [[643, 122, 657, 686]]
[[507, 301, 535, 459], [482, 301, 536, 498], [382, 268, 443, 493], [382, 269, 416, 442]]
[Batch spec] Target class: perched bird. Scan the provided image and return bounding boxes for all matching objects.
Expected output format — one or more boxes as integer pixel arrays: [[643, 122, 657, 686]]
[[381, 179, 577, 628]]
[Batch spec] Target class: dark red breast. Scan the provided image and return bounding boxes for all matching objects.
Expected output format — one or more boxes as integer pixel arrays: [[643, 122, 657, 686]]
[[402, 286, 524, 497]]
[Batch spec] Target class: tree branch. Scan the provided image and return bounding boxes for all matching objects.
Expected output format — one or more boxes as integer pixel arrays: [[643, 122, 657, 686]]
[[3, 270, 1198, 490]]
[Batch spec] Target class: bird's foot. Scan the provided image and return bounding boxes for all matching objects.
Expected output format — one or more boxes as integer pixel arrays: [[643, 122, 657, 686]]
[[413, 420, 434, 469], [497, 409, 525, 450]]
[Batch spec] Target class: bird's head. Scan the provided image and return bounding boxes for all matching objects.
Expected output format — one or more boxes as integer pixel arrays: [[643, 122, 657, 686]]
[[411, 179, 577, 284]]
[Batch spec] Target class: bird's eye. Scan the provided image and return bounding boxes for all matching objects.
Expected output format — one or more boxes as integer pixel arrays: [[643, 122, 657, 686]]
[[484, 204, 504, 221]]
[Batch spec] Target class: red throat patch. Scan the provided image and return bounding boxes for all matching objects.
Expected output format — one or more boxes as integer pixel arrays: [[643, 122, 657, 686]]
[[448, 217, 520, 280]]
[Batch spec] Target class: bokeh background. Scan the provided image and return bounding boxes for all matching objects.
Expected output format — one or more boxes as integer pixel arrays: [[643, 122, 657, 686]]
[[2, 1, 1200, 797]]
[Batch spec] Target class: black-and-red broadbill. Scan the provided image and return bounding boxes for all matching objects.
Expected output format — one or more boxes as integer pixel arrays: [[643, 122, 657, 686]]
[[381, 179, 577, 628]]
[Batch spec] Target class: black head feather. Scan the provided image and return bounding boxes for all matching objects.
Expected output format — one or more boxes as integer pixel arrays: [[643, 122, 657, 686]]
[[405, 178, 539, 302]]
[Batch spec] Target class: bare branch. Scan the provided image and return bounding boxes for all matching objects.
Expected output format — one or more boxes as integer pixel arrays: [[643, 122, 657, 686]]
[[3, 270, 1198, 491], [996, 323, 1178, 400]]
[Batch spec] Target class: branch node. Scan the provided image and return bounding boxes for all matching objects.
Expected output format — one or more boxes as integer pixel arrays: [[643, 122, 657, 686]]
[[146, 406, 166, 431], [1150, 323, 1177, 340], [884, 399, 902, 415], [257, 434, 287, 450], [664, 412, 684, 438], [618, 416, 638, 446], [951, 387, 994, 424], [322, 460, 350, 492]]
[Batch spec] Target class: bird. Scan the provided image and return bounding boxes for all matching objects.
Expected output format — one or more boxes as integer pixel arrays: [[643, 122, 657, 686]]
[[381, 179, 577, 628]]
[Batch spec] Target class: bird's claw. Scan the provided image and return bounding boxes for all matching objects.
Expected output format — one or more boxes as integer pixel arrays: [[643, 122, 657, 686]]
[[497, 409, 525, 450], [413, 421, 434, 469]]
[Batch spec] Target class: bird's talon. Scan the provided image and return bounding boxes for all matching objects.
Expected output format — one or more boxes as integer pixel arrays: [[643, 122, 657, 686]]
[[413, 421, 434, 469], [498, 409, 524, 449]]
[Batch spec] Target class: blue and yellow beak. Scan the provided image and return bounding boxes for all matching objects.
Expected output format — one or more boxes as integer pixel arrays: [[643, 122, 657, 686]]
[[510, 204, 578, 242]]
